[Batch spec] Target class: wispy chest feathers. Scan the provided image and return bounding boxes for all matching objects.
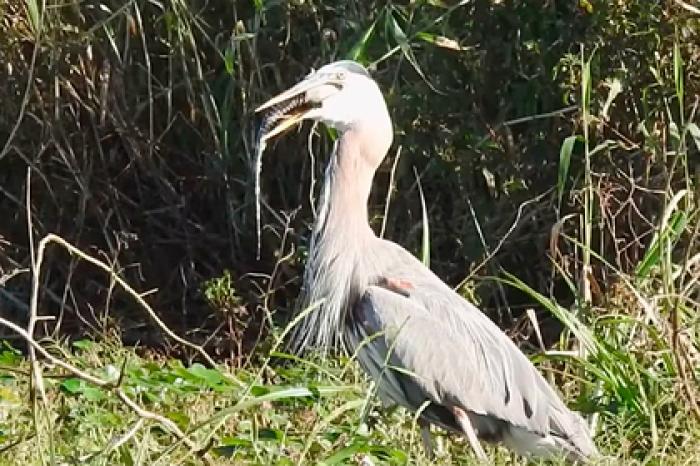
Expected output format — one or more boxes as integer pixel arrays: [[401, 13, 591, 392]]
[[289, 145, 377, 353]]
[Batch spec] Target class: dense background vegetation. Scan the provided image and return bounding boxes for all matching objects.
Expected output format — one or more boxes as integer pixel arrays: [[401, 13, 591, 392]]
[[0, 0, 698, 464]]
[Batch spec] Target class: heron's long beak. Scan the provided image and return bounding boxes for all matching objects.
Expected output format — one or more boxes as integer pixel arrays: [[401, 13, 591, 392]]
[[255, 72, 343, 144], [256, 103, 311, 143]]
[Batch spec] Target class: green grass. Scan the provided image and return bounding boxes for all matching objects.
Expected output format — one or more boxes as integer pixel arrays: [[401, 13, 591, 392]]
[[0, 337, 483, 465], [1, 1, 699, 465], [0, 328, 698, 465]]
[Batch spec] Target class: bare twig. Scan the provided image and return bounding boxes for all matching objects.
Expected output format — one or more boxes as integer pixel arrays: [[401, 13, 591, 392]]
[[0, 317, 108, 386], [502, 105, 578, 127], [114, 389, 213, 464], [33, 233, 216, 367], [456, 188, 554, 289], [675, 0, 700, 15], [0, 0, 46, 163], [26, 168, 47, 399], [0, 268, 29, 287], [380, 146, 402, 239], [78, 418, 145, 462], [24, 168, 53, 461], [0, 316, 215, 465]]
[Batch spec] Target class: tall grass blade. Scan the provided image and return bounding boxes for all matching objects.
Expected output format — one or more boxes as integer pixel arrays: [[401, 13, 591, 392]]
[[386, 8, 442, 93], [674, 40, 684, 119], [635, 189, 689, 279], [347, 15, 379, 63], [498, 272, 598, 355], [298, 399, 365, 465], [557, 135, 578, 205], [24, 0, 41, 36], [686, 122, 700, 152], [414, 167, 430, 267]]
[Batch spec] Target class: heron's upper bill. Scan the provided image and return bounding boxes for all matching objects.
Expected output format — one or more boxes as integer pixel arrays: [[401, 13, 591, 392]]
[[255, 67, 351, 145], [257, 98, 316, 144]]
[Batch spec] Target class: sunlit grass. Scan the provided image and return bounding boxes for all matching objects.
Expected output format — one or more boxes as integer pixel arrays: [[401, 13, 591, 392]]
[[1, 1, 699, 465], [0, 328, 698, 465]]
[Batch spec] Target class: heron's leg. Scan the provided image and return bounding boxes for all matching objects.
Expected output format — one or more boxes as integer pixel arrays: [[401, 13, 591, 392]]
[[418, 417, 434, 460], [451, 406, 487, 461]]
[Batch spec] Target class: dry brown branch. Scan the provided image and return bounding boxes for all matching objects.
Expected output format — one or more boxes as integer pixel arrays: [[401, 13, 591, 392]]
[[0, 315, 215, 465], [114, 389, 213, 464], [457, 188, 554, 289], [33, 233, 216, 367], [0, 0, 44, 163], [675, 0, 700, 15], [77, 418, 145, 462], [502, 105, 578, 127], [0, 316, 108, 387], [25, 168, 50, 458]]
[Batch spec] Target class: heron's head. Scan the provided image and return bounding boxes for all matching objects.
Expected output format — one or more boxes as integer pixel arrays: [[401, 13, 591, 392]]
[[256, 60, 391, 145]]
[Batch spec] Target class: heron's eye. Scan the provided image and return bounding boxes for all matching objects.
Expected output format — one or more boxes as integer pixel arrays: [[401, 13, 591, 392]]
[[335, 71, 346, 81]]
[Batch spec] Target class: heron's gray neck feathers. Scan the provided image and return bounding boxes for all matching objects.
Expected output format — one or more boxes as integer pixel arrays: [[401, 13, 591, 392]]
[[292, 124, 391, 352]]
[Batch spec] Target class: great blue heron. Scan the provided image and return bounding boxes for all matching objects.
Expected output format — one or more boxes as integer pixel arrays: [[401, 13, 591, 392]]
[[255, 60, 598, 462]]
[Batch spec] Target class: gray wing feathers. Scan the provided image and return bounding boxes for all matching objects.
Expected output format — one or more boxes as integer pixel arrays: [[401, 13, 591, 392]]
[[350, 281, 596, 458]]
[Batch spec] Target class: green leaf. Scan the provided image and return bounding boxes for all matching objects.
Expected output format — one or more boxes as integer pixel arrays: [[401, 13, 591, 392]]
[[325, 126, 338, 142], [299, 399, 365, 462], [214, 436, 253, 457], [72, 339, 94, 350], [61, 378, 83, 394], [61, 378, 106, 401], [557, 135, 579, 204], [24, 0, 40, 36], [387, 10, 429, 85], [219, 436, 252, 447], [636, 189, 689, 279], [498, 272, 598, 355], [187, 363, 225, 387], [686, 122, 700, 153], [81, 386, 106, 402], [224, 47, 235, 76], [250, 385, 270, 396], [674, 40, 684, 107], [322, 439, 369, 464], [636, 210, 688, 279], [386, 10, 409, 50], [0, 386, 21, 404], [258, 428, 283, 441], [370, 445, 408, 462], [306, 384, 321, 400], [581, 53, 592, 115], [166, 410, 191, 429], [0, 343, 22, 366], [347, 15, 379, 63]]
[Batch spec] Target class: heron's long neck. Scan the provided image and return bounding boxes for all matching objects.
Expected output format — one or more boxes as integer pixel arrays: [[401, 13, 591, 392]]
[[325, 134, 376, 233], [292, 122, 392, 352], [315, 123, 392, 245]]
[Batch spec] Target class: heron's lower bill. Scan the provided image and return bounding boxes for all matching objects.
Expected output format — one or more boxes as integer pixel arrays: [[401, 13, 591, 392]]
[[257, 96, 316, 145]]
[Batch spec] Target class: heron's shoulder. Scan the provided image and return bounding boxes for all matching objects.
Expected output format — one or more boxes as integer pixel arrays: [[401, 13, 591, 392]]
[[367, 238, 473, 303]]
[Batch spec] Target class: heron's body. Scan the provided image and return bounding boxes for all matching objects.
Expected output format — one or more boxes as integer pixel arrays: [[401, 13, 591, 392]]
[[256, 61, 598, 462]]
